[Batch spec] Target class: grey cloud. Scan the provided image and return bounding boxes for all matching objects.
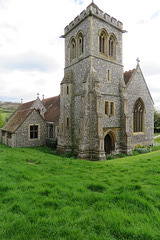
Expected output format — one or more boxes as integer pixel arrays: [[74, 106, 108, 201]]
[[0, 51, 58, 72]]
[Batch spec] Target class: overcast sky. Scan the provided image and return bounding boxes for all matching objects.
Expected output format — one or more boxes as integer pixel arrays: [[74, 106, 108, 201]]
[[0, 0, 160, 109]]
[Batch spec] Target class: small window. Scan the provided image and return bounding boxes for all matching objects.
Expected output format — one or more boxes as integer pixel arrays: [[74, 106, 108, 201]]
[[105, 101, 109, 115], [107, 70, 110, 81], [67, 86, 69, 95], [2, 131, 5, 136], [8, 132, 12, 139], [48, 125, 53, 138], [30, 125, 38, 139], [67, 118, 69, 127], [110, 102, 114, 116]]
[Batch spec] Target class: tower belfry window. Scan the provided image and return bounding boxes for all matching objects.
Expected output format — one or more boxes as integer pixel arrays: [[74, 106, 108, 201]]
[[70, 38, 76, 62], [109, 35, 116, 59], [78, 32, 84, 57], [99, 30, 107, 55]]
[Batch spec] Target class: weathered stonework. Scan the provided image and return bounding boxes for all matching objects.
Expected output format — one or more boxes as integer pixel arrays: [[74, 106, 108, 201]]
[[57, 3, 154, 160], [1, 110, 46, 148]]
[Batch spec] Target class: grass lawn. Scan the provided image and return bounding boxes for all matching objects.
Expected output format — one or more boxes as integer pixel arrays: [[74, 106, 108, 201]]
[[154, 136, 160, 144], [0, 143, 160, 239]]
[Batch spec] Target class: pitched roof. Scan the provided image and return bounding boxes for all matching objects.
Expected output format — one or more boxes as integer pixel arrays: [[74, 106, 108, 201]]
[[1, 95, 60, 133], [1, 109, 34, 133], [16, 100, 35, 111], [124, 69, 135, 85], [42, 95, 60, 124]]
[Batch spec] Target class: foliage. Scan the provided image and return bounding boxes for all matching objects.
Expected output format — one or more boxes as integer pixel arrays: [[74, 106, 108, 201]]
[[134, 148, 150, 154], [154, 136, 160, 144], [154, 109, 160, 132], [1, 143, 160, 239], [0, 110, 5, 128]]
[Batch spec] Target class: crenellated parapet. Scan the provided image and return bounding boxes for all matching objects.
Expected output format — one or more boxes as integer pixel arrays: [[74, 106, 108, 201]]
[[64, 3, 123, 35]]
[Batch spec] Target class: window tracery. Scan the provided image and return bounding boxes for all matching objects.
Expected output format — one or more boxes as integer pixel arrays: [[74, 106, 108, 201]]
[[70, 38, 76, 62], [133, 99, 144, 132], [78, 32, 84, 57]]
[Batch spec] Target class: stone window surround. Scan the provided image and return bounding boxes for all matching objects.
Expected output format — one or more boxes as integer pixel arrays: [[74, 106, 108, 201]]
[[69, 31, 85, 63], [98, 29, 117, 61], [132, 98, 146, 136], [104, 101, 115, 117], [28, 124, 40, 141]]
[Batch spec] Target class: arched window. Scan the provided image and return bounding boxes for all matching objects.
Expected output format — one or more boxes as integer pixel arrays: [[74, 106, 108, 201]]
[[99, 30, 107, 55], [70, 38, 76, 62], [133, 99, 144, 132], [109, 35, 116, 60], [78, 32, 84, 57]]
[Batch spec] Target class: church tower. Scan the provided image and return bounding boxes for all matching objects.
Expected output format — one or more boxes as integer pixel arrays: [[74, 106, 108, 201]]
[[57, 2, 126, 160]]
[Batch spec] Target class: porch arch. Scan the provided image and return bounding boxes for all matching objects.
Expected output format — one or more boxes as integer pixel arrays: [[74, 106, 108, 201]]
[[104, 131, 116, 154]]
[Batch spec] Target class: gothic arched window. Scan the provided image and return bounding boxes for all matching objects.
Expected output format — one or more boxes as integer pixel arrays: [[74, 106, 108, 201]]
[[109, 35, 116, 60], [78, 32, 84, 57], [70, 38, 76, 62], [99, 30, 107, 55], [133, 99, 144, 132]]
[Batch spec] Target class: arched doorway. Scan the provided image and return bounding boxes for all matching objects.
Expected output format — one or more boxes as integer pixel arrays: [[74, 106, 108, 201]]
[[104, 133, 115, 154]]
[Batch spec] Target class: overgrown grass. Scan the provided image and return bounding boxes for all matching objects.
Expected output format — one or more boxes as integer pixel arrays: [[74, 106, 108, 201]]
[[154, 136, 160, 144], [1, 143, 160, 239]]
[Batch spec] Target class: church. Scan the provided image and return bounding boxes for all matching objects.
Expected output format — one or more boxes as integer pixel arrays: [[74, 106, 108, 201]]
[[1, 2, 154, 160]]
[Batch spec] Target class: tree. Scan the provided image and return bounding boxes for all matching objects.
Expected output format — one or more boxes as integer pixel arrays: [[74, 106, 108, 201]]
[[154, 109, 160, 132]]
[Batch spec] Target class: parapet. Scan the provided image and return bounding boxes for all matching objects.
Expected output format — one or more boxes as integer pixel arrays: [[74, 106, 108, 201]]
[[64, 3, 123, 35]]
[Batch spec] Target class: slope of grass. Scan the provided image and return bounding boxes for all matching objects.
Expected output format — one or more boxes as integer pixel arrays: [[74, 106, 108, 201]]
[[154, 136, 160, 144], [0, 143, 160, 239]]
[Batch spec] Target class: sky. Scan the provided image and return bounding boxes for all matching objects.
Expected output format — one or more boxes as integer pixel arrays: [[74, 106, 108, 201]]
[[0, 0, 160, 109]]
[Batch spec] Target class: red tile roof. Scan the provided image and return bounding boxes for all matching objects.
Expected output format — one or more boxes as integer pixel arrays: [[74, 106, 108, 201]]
[[1, 95, 60, 133], [42, 95, 60, 125], [124, 69, 135, 85]]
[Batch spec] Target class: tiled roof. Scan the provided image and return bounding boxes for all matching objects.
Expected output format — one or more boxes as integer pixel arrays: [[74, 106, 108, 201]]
[[17, 100, 35, 111], [124, 69, 135, 85], [1, 109, 34, 133], [1, 95, 60, 133], [42, 95, 60, 124]]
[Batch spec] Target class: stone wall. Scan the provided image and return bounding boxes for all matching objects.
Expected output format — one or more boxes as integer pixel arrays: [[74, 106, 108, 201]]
[[126, 65, 154, 149], [15, 110, 47, 148], [58, 3, 125, 160]]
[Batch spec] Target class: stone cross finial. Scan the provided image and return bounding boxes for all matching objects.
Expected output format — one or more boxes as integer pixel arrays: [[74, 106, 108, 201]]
[[37, 93, 40, 99], [21, 98, 23, 104], [92, 0, 94, 3], [136, 57, 140, 65], [42, 94, 44, 100]]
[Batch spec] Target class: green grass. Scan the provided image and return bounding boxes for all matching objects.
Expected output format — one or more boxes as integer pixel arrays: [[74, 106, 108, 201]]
[[154, 136, 160, 144], [0, 109, 13, 122], [1, 143, 160, 239]]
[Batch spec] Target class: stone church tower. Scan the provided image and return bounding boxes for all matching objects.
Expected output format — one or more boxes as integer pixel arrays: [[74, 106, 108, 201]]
[[57, 2, 127, 160]]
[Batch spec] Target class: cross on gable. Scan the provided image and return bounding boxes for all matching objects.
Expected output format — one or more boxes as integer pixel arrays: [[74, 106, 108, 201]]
[[136, 57, 140, 64]]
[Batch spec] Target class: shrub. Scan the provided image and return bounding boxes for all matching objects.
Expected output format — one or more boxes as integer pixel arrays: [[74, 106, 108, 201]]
[[135, 148, 150, 154]]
